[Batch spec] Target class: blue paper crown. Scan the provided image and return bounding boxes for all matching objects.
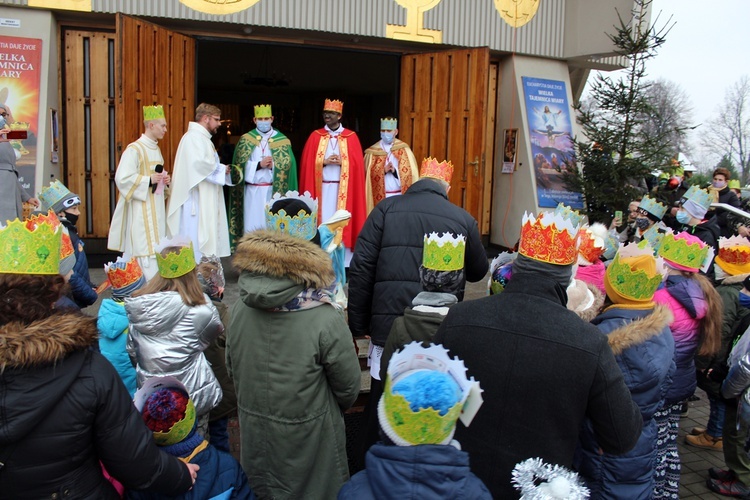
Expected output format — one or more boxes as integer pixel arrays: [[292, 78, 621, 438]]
[[682, 185, 713, 211], [265, 191, 318, 240], [380, 117, 398, 130], [39, 180, 73, 212], [639, 195, 667, 220], [553, 203, 584, 228]]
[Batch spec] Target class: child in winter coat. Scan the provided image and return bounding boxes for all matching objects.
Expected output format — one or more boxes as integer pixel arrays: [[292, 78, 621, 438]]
[[97, 256, 147, 397], [652, 231, 722, 499], [126, 240, 224, 437], [128, 377, 253, 500]]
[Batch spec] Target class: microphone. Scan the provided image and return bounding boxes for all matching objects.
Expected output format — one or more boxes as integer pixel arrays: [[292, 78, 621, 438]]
[[153, 164, 165, 195]]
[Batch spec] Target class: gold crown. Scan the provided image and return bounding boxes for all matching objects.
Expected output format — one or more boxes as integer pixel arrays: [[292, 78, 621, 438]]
[[423, 232, 466, 271], [143, 105, 165, 121], [156, 242, 197, 278], [419, 157, 454, 184], [323, 99, 343, 114], [0, 217, 61, 275], [254, 104, 272, 118], [518, 211, 580, 265]]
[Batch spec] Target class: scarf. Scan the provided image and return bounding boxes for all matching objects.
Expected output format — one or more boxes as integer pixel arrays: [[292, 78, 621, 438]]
[[271, 285, 339, 311]]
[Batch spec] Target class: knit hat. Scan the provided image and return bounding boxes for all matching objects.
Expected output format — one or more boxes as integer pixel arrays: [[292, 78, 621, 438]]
[[196, 255, 226, 298], [379, 342, 482, 446], [104, 256, 146, 299], [658, 231, 713, 273], [487, 252, 515, 295], [605, 243, 664, 308], [715, 236, 750, 276], [134, 377, 196, 446], [39, 180, 81, 214]]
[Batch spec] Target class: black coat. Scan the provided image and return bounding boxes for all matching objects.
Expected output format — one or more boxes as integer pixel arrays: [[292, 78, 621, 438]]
[[433, 272, 643, 499], [348, 179, 488, 345], [709, 186, 740, 238], [0, 313, 191, 499]]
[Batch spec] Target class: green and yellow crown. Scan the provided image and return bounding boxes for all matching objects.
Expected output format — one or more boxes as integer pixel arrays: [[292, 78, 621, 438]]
[[254, 104, 272, 118], [638, 195, 667, 220], [658, 231, 713, 273], [606, 243, 664, 301], [156, 241, 197, 278], [0, 217, 61, 275], [423, 232, 466, 271], [143, 105, 165, 121]]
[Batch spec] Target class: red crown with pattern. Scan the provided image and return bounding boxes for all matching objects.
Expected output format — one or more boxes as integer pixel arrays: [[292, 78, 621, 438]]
[[420, 157, 454, 184], [578, 223, 607, 264], [105, 257, 145, 290], [323, 99, 344, 114], [518, 211, 580, 265], [718, 236, 750, 266]]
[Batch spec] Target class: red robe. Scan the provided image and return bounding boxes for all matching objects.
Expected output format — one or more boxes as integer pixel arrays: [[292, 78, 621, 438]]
[[299, 127, 366, 250]]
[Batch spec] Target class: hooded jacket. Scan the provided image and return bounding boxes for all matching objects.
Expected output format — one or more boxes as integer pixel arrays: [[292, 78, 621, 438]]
[[0, 313, 191, 499], [576, 305, 676, 499], [228, 230, 361, 500], [97, 298, 137, 396], [125, 291, 223, 416], [338, 443, 492, 499]]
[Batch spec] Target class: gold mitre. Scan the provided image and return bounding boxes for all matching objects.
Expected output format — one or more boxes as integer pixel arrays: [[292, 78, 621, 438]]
[[254, 104, 272, 118], [143, 105, 165, 121]]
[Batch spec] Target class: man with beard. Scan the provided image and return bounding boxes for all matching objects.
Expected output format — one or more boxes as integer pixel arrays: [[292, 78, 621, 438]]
[[167, 103, 231, 261]]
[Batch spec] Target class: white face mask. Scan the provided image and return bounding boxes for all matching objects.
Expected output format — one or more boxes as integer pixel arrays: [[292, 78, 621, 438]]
[[256, 121, 272, 133], [380, 132, 395, 144]]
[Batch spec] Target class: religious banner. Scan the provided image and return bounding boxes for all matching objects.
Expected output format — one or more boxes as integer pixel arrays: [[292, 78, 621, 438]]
[[0, 36, 42, 196], [522, 76, 583, 209]]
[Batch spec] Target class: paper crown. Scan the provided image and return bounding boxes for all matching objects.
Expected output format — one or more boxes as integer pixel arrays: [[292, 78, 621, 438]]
[[553, 203, 585, 228], [423, 232, 466, 271], [602, 232, 620, 261], [39, 180, 79, 214], [134, 376, 197, 447], [606, 243, 664, 301], [379, 342, 482, 446], [638, 195, 667, 220], [143, 105, 165, 121], [323, 98, 343, 114], [512, 458, 590, 500], [26, 211, 75, 274], [658, 230, 714, 273], [488, 252, 515, 295], [380, 117, 398, 130], [156, 241, 197, 278], [578, 223, 607, 264], [254, 104, 272, 118], [518, 211, 580, 266], [730, 179, 742, 190], [0, 217, 61, 275], [419, 157, 454, 184], [105, 256, 146, 297], [265, 191, 318, 240], [639, 224, 666, 254], [715, 235, 750, 276], [682, 185, 713, 211]]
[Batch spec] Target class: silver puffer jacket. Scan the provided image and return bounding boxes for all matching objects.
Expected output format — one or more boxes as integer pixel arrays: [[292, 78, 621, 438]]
[[125, 291, 223, 416]]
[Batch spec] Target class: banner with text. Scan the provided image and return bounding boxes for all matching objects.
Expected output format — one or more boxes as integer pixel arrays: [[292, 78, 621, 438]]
[[522, 76, 582, 209]]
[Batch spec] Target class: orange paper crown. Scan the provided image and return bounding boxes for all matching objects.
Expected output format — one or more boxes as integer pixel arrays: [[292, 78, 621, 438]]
[[323, 99, 343, 114], [106, 257, 144, 290], [578, 223, 607, 264], [518, 211, 580, 265], [420, 157, 454, 184]]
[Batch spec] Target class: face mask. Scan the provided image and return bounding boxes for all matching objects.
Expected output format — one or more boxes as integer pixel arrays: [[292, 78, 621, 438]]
[[380, 132, 395, 144], [739, 291, 750, 309], [256, 121, 272, 133], [63, 211, 79, 225], [635, 218, 650, 230], [0, 115, 6, 129], [713, 181, 727, 189], [676, 210, 691, 225]]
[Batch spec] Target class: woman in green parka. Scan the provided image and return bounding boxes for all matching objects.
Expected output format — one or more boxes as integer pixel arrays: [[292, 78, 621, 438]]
[[227, 194, 361, 500]]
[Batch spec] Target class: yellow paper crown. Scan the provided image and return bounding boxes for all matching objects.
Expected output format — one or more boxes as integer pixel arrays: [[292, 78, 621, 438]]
[[419, 157, 454, 184], [518, 211, 580, 265], [156, 242, 197, 278], [323, 99, 343, 114], [0, 217, 61, 275], [423, 232, 466, 271], [254, 104, 272, 118], [715, 235, 750, 275], [143, 105, 165, 121], [729, 179, 741, 190]]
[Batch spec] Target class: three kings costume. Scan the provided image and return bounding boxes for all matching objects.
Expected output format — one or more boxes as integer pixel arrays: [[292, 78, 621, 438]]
[[363, 137, 419, 214]]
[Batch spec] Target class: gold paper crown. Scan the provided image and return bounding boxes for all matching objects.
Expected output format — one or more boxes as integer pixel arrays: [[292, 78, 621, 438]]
[[716, 235, 750, 275], [518, 211, 580, 265], [156, 242, 197, 278], [25, 211, 74, 263], [423, 232, 466, 271], [143, 105, 165, 121], [254, 104, 272, 118], [0, 217, 61, 275], [323, 99, 343, 114], [658, 231, 712, 272], [419, 157, 454, 184], [606, 243, 664, 301]]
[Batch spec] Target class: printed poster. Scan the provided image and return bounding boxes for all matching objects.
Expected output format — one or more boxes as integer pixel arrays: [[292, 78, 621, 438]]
[[0, 36, 42, 196], [522, 77, 583, 209]]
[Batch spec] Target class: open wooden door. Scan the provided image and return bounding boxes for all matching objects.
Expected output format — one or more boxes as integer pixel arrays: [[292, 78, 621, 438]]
[[399, 48, 493, 231], [116, 14, 195, 184]]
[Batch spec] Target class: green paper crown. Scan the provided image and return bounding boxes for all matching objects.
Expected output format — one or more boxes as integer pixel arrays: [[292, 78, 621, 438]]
[[156, 242, 197, 278], [658, 231, 710, 271], [639, 195, 667, 220], [143, 105, 165, 121], [254, 104, 272, 118], [423, 232, 466, 271], [683, 185, 713, 211], [0, 218, 61, 275], [606, 245, 663, 300]]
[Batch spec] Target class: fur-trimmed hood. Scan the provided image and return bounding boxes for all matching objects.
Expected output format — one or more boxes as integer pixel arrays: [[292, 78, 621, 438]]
[[567, 279, 605, 322], [233, 230, 334, 289], [605, 304, 673, 356], [0, 313, 98, 371]]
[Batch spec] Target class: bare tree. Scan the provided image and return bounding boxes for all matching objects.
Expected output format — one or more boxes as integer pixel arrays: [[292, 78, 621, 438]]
[[703, 76, 750, 183], [639, 78, 695, 159]]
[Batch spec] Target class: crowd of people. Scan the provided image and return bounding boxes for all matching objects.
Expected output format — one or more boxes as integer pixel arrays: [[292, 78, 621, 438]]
[[4, 99, 750, 500]]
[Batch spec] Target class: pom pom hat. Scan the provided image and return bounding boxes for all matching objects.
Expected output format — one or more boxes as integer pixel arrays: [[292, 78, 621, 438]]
[[134, 376, 197, 446], [715, 235, 750, 276]]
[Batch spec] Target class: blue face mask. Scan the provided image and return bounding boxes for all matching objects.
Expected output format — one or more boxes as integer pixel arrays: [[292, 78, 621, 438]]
[[380, 132, 395, 144], [256, 121, 272, 133], [739, 291, 750, 309], [676, 210, 691, 225]]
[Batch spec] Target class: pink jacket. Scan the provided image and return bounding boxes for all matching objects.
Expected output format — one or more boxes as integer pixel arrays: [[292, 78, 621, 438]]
[[575, 260, 606, 295]]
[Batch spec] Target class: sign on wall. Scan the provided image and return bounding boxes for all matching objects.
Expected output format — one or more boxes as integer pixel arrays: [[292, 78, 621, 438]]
[[522, 76, 583, 209], [0, 36, 42, 196]]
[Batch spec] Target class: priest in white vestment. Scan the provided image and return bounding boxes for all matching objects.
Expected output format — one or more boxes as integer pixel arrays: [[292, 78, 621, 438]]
[[166, 103, 231, 260], [107, 105, 171, 280]]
